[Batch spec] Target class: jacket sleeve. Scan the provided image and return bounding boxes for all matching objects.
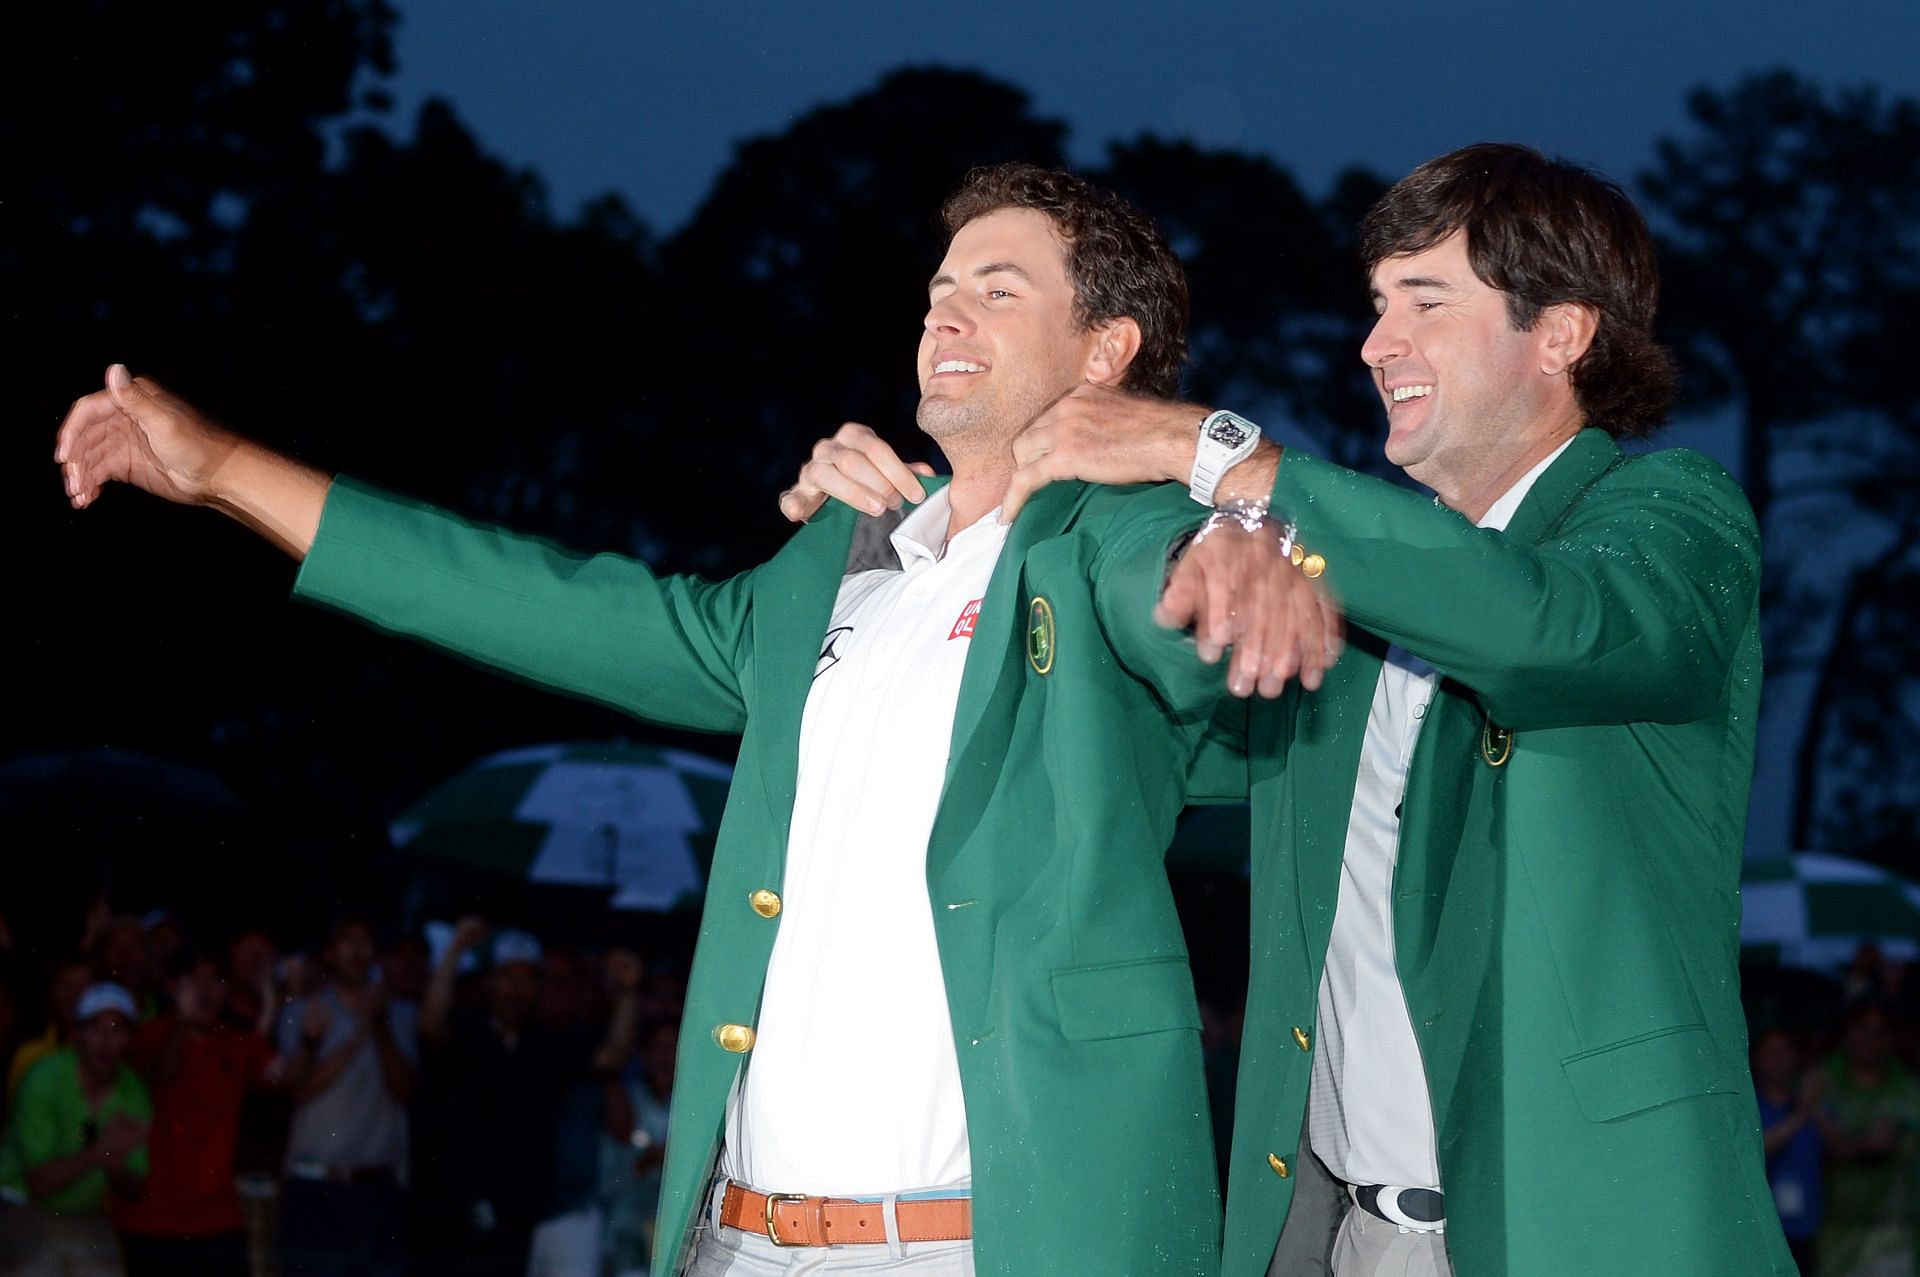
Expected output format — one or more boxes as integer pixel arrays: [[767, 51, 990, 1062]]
[[1270, 447, 1759, 730], [1082, 482, 1248, 719], [293, 477, 754, 734]]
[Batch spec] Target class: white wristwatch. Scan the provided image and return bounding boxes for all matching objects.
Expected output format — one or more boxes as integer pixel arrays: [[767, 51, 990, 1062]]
[[1188, 409, 1262, 505]]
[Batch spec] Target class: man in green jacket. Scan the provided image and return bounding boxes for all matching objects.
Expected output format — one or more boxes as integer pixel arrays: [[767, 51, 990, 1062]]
[[53, 164, 1336, 1276], [789, 144, 1795, 1276]]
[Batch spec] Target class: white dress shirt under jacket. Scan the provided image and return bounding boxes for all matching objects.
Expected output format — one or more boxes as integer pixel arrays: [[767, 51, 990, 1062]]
[[1306, 439, 1571, 1192], [722, 489, 1008, 1196]]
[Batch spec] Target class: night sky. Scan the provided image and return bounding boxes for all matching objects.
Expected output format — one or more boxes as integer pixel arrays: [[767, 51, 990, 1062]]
[[380, 0, 1920, 233]]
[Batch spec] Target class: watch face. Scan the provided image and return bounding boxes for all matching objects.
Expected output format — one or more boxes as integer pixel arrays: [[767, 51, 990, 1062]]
[[1208, 419, 1250, 448]]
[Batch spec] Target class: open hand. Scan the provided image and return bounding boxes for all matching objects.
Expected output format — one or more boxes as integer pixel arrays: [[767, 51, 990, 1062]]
[[55, 364, 240, 510]]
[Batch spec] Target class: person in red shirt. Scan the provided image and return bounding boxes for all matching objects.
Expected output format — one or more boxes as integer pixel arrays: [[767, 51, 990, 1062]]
[[116, 947, 279, 1276]]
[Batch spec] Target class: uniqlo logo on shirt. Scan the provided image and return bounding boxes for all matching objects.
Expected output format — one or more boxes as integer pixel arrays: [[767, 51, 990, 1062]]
[[949, 599, 983, 640]]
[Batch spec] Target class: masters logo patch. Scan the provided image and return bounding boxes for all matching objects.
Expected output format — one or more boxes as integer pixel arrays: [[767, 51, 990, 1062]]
[[1027, 596, 1055, 675]]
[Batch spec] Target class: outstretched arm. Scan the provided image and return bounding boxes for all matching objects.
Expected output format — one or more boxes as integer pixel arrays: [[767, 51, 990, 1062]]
[[55, 364, 332, 558]]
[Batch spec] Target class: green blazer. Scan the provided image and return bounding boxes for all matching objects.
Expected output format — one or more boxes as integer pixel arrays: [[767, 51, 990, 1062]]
[[294, 475, 1234, 1277], [1220, 429, 1793, 1276]]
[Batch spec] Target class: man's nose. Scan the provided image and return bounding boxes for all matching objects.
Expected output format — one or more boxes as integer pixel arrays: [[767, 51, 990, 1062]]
[[1360, 311, 1407, 368], [924, 292, 970, 335]]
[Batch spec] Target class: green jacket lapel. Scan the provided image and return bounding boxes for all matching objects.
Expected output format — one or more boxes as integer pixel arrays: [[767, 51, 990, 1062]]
[[927, 482, 1086, 880], [943, 481, 1086, 779], [1503, 428, 1621, 546]]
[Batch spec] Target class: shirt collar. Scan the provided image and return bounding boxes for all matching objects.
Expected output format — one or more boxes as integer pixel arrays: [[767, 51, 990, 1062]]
[[889, 488, 1006, 567], [1476, 437, 1575, 532]]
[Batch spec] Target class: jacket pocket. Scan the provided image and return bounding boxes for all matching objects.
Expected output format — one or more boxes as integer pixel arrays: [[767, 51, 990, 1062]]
[[1561, 1023, 1730, 1122], [1052, 955, 1201, 1042]]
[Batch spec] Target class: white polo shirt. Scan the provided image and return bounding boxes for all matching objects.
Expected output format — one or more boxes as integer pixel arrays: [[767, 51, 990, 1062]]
[[1306, 440, 1570, 1191], [722, 489, 1007, 1195]]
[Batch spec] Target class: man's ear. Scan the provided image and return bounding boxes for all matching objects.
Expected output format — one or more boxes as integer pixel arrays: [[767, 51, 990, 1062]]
[[1539, 302, 1598, 377], [1083, 317, 1143, 386]]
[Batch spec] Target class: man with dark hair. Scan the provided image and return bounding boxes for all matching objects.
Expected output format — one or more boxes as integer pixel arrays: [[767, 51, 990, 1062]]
[[789, 142, 1790, 1276], [935, 163, 1192, 400], [274, 915, 418, 1277], [54, 162, 1335, 1275]]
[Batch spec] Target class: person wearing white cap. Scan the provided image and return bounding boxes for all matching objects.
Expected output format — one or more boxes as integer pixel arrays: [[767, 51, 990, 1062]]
[[0, 981, 151, 1276]]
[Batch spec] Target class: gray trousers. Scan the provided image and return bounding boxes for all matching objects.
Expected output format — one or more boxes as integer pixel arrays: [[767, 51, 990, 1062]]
[[682, 1182, 974, 1276], [1267, 1140, 1452, 1277]]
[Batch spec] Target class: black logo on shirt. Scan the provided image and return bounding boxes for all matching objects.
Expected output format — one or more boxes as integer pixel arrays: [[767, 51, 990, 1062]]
[[814, 626, 854, 681]]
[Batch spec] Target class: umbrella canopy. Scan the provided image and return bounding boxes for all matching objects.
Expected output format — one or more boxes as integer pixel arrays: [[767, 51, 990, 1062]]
[[0, 747, 247, 834], [0, 747, 264, 954], [389, 741, 733, 912], [1741, 852, 1920, 972]]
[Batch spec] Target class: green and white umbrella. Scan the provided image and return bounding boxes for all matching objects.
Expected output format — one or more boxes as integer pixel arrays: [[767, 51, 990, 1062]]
[[389, 741, 734, 912], [1741, 852, 1920, 972]]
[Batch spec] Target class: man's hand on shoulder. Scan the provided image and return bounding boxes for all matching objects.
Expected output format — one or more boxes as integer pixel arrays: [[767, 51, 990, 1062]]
[[1158, 510, 1344, 699], [1001, 384, 1201, 523], [778, 422, 935, 524]]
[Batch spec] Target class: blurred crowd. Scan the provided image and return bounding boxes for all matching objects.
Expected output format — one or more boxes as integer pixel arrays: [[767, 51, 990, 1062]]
[[0, 903, 686, 1277], [1750, 949, 1920, 1277], [3, 899, 1918, 1277]]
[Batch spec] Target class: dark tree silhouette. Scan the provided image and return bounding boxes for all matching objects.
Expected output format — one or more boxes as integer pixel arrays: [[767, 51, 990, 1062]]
[[1643, 71, 1920, 858], [644, 67, 1070, 564], [1094, 138, 1388, 471]]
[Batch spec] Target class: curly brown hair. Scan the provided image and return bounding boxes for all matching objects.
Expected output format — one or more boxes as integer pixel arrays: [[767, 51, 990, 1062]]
[[1359, 143, 1677, 437], [941, 163, 1189, 399]]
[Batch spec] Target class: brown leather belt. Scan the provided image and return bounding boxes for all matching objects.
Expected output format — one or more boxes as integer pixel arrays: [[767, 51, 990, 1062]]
[[719, 1182, 972, 1247]]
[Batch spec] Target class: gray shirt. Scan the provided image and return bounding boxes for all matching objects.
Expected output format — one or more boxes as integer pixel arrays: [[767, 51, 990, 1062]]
[[277, 987, 420, 1177]]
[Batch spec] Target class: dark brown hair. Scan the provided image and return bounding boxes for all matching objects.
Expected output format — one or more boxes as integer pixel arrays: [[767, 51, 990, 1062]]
[[941, 163, 1189, 399], [1359, 143, 1676, 437]]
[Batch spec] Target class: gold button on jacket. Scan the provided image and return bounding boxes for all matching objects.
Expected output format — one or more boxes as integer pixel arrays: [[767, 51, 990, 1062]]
[[713, 1023, 756, 1053], [749, 889, 782, 918], [1292, 1026, 1311, 1052], [1267, 1153, 1290, 1178]]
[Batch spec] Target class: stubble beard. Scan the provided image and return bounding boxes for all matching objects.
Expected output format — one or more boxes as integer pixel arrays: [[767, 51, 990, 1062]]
[[916, 389, 992, 444]]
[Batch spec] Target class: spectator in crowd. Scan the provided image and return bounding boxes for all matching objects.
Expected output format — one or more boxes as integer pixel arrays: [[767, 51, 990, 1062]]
[[220, 927, 282, 1038], [417, 919, 638, 1276], [599, 1017, 677, 1277], [136, 916, 185, 1014], [0, 983, 152, 1277], [378, 935, 430, 1008], [525, 947, 626, 1277], [276, 913, 418, 1277], [116, 947, 279, 1276], [1754, 1027, 1828, 1274], [216, 924, 295, 1268], [89, 918, 156, 1022], [10, 956, 95, 1102], [1820, 1001, 1920, 1277]]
